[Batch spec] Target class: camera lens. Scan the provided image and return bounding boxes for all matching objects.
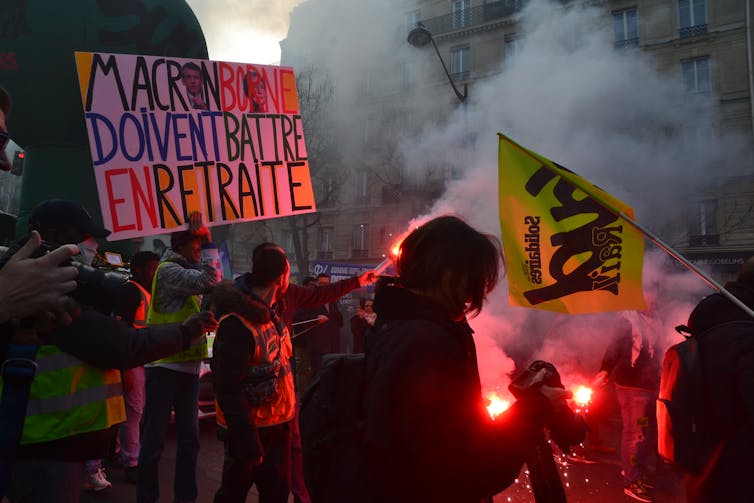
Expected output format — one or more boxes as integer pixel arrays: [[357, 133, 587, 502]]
[[72, 263, 128, 307]]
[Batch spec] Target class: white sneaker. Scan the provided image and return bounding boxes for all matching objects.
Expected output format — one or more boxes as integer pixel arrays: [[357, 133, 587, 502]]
[[82, 468, 112, 492]]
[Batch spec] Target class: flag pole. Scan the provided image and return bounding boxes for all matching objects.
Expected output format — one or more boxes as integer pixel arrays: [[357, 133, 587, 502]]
[[606, 209, 754, 320], [498, 133, 754, 321]]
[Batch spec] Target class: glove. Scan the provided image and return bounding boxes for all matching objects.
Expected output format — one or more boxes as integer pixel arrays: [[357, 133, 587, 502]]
[[509, 360, 587, 451]]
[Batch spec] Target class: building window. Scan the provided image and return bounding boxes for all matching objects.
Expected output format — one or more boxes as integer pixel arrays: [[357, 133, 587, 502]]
[[379, 227, 396, 248], [450, 44, 470, 81], [679, 0, 707, 38], [613, 8, 638, 48], [317, 171, 337, 207], [682, 57, 711, 95], [406, 10, 420, 32], [452, 0, 470, 29], [688, 199, 718, 246], [352, 224, 369, 258], [283, 229, 296, 253], [356, 171, 369, 200], [318, 226, 333, 259]]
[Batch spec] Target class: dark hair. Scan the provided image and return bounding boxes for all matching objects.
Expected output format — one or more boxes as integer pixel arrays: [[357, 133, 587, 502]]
[[250, 247, 288, 287], [131, 251, 160, 272], [0, 86, 10, 116], [181, 62, 201, 76], [396, 216, 502, 319], [170, 230, 199, 250], [252, 242, 279, 262], [302, 276, 316, 287]]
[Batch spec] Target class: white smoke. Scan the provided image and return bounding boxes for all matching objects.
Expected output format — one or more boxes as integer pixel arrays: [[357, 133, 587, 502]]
[[194, 0, 744, 392], [400, 0, 743, 392]]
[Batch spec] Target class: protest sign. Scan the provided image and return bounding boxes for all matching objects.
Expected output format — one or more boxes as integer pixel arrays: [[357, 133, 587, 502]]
[[75, 52, 316, 240]]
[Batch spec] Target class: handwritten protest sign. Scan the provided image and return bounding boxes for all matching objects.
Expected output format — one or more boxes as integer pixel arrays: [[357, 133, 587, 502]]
[[75, 52, 316, 240]]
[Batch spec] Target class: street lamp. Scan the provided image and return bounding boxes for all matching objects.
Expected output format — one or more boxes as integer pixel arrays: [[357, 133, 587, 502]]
[[407, 22, 468, 103]]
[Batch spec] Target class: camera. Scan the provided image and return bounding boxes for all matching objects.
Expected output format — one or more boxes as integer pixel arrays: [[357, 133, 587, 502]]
[[69, 256, 128, 307], [0, 240, 128, 309]]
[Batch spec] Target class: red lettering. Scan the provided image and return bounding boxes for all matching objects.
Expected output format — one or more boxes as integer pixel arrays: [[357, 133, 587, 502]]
[[261, 66, 279, 113], [219, 62, 236, 111], [236, 65, 250, 112], [280, 68, 299, 114], [130, 166, 158, 231], [105, 168, 136, 233]]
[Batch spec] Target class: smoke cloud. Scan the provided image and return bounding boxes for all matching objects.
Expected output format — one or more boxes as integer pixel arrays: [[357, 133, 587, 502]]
[[195, 0, 747, 393], [404, 0, 744, 393]]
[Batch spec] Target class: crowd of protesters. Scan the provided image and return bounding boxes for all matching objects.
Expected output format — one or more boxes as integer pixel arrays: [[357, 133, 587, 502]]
[[1, 204, 752, 503]]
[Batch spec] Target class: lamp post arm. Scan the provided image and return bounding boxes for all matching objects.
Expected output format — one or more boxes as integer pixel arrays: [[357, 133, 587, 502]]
[[428, 35, 467, 103]]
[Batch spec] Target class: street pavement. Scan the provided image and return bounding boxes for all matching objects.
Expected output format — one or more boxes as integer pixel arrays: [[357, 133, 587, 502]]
[[80, 416, 279, 503], [80, 416, 684, 503]]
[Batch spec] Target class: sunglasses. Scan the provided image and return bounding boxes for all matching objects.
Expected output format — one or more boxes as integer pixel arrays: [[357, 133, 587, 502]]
[[0, 131, 8, 152]]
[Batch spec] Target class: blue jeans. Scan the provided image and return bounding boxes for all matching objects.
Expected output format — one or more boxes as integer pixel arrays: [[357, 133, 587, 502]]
[[615, 384, 657, 485], [119, 365, 145, 468], [138, 367, 200, 503]]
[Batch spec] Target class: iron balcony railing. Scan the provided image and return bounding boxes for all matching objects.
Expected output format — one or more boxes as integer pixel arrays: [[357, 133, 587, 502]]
[[679, 24, 707, 38], [420, 0, 525, 36], [689, 234, 719, 246], [614, 37, 639, 48]]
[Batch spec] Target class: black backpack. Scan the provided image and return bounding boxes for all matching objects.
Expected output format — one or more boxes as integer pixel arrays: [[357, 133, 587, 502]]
[[299, 353, 368, 503], [657, 324, 707, 473]]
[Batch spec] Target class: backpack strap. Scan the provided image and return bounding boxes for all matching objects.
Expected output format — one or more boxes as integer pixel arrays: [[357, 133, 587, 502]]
[[0, 343, 39, 497]]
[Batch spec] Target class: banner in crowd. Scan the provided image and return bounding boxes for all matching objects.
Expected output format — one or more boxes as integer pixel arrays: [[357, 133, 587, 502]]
[[498, 134, 645, 314], [75, 52, 316, 240], [311, 260, 394, 293]]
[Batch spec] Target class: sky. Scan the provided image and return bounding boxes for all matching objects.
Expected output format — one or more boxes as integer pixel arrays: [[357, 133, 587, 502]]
[[186, 0, 751, 393], [186, 0, 302, 64]]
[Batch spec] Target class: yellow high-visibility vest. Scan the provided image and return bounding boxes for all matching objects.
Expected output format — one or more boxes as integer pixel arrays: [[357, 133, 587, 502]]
[[0, 345, 125, 445], [147, 262, 207, 363]]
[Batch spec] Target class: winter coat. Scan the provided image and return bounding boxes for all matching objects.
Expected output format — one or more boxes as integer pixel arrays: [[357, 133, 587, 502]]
[[363, 282, 549, 503], [211, 275, 295, 459]]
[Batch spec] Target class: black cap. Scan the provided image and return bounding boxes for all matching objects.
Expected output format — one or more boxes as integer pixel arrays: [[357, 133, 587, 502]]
[[29, 199, 111, 238]]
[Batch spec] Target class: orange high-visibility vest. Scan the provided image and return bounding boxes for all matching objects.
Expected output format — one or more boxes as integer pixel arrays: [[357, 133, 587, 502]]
[[128, 280, 151, 329], [215, 312, 295, 429]]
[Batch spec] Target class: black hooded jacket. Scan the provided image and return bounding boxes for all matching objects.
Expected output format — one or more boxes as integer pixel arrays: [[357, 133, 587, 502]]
[[363, 282, 549, 502]]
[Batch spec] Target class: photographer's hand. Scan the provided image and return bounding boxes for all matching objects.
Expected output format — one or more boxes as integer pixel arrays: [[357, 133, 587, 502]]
[[0, 231, 79, 324]]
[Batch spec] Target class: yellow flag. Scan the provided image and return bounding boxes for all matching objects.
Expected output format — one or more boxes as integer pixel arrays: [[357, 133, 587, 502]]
[[498, 134, 645, 313]]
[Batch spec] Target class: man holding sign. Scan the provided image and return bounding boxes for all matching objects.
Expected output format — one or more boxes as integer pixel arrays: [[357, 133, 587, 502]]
[[138, 212, 221, 503]]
